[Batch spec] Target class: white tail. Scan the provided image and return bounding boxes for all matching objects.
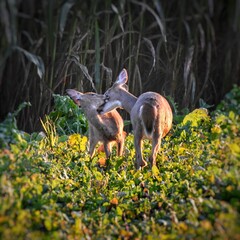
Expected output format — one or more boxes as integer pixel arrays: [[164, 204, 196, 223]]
[[100, 69, 173, 169], [66, 89, 125, 158]]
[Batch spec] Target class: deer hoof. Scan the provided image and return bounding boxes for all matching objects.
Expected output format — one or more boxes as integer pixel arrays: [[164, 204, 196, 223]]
[[135, 160, 147, 170]]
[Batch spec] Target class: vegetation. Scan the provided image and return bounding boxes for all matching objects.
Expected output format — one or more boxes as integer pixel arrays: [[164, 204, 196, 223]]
[[0, 1, 240, 238], [0, 0, 240, 132], [0, 85, 239, 239]]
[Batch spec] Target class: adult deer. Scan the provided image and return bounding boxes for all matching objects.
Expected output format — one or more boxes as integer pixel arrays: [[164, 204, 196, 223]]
[[66, 89, 125, 158], [99, 69, 173, 169]]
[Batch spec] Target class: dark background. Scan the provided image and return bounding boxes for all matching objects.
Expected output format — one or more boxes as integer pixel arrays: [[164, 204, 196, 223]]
[[0, 0, 239, 132]]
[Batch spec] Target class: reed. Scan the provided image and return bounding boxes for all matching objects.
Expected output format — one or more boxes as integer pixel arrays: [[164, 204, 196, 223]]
[[0, 0, 239, 132]]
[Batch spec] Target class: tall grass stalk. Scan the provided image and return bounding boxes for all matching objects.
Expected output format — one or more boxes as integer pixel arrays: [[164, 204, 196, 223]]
[[0, 0, 239, 132]]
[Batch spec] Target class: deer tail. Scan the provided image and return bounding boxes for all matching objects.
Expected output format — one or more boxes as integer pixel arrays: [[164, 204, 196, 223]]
[[139, 103, 157, 137]]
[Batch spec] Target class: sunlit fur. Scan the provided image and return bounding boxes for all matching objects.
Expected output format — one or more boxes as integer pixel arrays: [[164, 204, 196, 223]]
[[101, 69, 173, 169], [66, 89, 125, 158]]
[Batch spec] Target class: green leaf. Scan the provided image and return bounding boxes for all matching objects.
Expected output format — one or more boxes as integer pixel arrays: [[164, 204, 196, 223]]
[[228, 143, 240, 156], [44, 218, 52, 231], [14, 46, 45, 78], [94, 170, 103, 181], [152, 165, 161, 181], [116, 206, 123, 216], [229, 111, 235, 121], [182, 108, 210, 127], [59, 0, 75, 37]]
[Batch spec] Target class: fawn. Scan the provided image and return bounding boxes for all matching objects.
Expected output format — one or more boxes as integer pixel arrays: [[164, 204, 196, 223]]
[[99, 69, 173, 169], [66, 89, 125, 158]]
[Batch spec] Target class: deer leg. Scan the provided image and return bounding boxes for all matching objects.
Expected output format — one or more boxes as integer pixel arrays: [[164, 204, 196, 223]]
[[89, 127, 98, 158], [134, 130, 147, 169], [117, 137, 124, 156], [149, 133, 161, 166], [89, 140, 97, 158], [103, 141, 112, 158]]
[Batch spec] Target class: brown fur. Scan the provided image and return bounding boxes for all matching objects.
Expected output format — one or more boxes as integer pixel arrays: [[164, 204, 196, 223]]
[[66, 89, 125, 158], [100, 69, 173, 169], [140, 103, 157, 136]]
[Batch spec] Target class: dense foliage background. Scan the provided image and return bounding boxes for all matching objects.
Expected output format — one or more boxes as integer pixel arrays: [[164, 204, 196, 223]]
[[0, 0, 240, 132]]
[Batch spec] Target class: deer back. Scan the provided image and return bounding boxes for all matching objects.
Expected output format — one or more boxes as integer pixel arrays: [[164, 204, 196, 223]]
[[131, 92, 172, 138]]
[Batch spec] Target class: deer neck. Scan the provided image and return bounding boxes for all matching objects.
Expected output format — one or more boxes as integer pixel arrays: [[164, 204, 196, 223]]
[[119, 90, 137, 113], [82, 107, 105, 130]]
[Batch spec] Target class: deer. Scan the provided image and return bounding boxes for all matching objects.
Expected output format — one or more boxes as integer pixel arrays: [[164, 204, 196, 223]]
[[66, 89, 126, 159], [99, 69, 173, 169]]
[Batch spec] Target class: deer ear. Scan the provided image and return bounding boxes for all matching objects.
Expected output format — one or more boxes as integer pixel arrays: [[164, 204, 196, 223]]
[[122, 84, 128, 91], [116, 68, 128, 85], [66, 89, 82, 106]]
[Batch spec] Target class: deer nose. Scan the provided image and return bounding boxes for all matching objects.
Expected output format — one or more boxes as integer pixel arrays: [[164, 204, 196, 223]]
[[104, 95, 110, 102]]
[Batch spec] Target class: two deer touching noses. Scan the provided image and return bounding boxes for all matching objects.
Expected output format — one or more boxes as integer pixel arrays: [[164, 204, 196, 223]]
[[67, 68, 173, 169], [66, 89, 125, 159]]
